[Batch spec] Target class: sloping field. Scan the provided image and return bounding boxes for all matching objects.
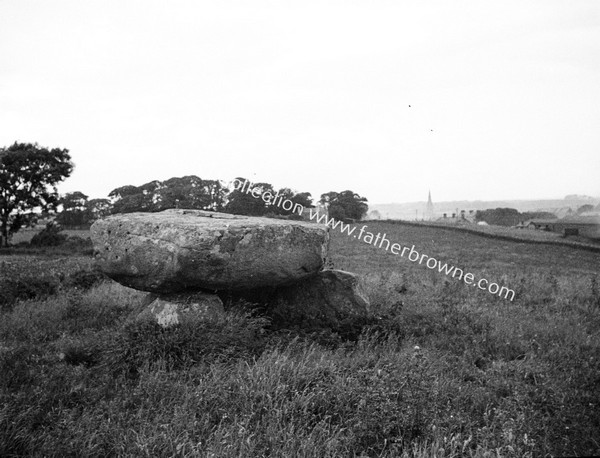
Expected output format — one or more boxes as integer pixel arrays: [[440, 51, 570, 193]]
[[372, 219, 600, 251], [330, 221, 600, 279]]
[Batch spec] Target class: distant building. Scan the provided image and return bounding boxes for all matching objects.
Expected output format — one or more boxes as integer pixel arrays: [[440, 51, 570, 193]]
[[526, 216, 600, 239], [436, 208, 475, 224], [553, 215, 600, 239], [526, 219, 558, 231]]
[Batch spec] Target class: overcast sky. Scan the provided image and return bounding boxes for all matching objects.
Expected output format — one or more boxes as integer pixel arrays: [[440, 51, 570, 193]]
[[1, 0, 599, 204]]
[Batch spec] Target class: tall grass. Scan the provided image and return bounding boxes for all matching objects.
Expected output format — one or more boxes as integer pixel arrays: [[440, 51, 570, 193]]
[[1, 222, 600, 456]]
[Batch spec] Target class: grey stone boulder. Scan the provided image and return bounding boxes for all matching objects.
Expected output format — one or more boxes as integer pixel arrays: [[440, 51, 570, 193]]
[[218, 269, 371, 330], [90, 209, 329, 293], [134, 292, 225, 328]]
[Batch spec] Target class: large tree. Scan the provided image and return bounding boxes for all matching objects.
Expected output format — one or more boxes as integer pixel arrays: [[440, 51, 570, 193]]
[[108, 182, 161, 214], [270, 188, 313, 217], [157, 176, 227, 211], [225, 178, 274, 216], [475, 208, 522, 226], [577, 204, 595, 215], [0, 142, 73, 247], [109, 176, 228, 214], [319, 190, 368, 221], [108, 185, 148, 214], [55, 191, 90, 228], [87, 198, 112, 221]]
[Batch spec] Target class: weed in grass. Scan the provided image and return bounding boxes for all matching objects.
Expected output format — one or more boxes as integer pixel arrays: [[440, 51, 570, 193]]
[[590, 276, 600, 310]]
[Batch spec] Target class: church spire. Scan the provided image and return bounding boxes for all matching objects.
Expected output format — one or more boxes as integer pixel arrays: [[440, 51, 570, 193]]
[[425, 190, 434, 220]]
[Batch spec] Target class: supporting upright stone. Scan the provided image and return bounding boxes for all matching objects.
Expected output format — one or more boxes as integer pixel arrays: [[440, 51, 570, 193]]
[[218, 269, 371, 330], [135, 292, 225, 328]]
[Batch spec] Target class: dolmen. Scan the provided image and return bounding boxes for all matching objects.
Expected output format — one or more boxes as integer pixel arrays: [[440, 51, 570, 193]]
[[91, 209, 370, 330]]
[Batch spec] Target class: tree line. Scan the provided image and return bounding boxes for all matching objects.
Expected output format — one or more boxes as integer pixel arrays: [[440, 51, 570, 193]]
[[0, 142, 369, 247], [474, 206, 595, 227]]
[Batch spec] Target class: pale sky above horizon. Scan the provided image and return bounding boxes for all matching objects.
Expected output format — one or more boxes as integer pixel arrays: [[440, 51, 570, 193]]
[[1, 0, 599, 205]]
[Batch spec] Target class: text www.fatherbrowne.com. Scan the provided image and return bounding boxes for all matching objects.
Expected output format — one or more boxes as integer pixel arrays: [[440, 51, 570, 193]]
[[231, 178, 515, 301], [310, 210, 515, 301]]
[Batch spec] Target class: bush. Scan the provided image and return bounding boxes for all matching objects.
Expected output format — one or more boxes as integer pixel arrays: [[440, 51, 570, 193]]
[[29, 222, 67, 247]]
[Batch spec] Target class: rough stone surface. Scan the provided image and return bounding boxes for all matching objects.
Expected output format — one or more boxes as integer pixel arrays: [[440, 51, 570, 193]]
[[135, 292, 225, 327], [91, 209, 329, 293], [218, 269, 371, 330]]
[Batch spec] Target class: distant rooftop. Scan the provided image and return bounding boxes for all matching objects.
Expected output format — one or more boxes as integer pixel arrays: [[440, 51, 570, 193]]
[[526, 219, 558, 224], [558, 215, 600, 225]]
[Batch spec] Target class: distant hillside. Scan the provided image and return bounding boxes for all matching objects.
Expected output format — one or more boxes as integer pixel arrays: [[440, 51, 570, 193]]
[[370, 197, 600, 221]]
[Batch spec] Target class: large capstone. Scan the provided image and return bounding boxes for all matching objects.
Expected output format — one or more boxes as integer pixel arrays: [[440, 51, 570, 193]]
[[90, 209, 329, 293]]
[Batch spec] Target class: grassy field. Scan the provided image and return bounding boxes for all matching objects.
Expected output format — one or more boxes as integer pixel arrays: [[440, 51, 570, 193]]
[[373, 219, 600, 251], [9, 228, 91, 245], [1, 222, 599, 456]]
